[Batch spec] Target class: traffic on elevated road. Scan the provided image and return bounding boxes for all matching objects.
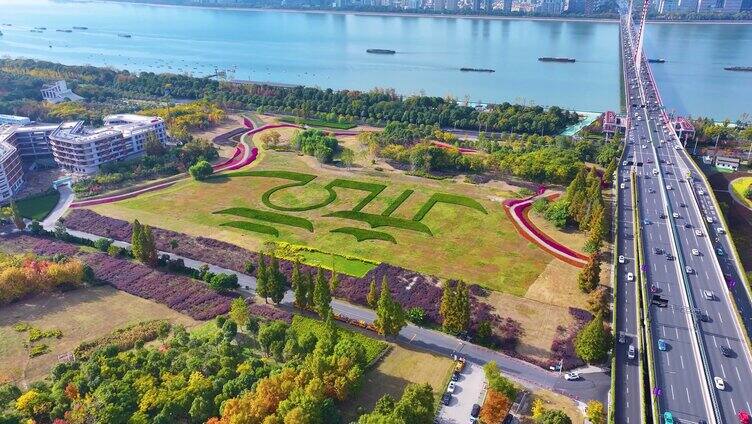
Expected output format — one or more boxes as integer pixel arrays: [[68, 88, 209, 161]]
[[614, 2, 752, 424]]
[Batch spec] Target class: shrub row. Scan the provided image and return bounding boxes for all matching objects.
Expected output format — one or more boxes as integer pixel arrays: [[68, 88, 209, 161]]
[[381, 189, 414, 217], [291, 315, 387, 364], [325, 210, 433, 235], [325, 179, 386, 212], [215, 207, 314, 232], [279, 116, 357, 130], [330, 227, 397, 244], [74, 320, 170, 360], [412, 193, 488, 221], [220, 221, 280, 237]]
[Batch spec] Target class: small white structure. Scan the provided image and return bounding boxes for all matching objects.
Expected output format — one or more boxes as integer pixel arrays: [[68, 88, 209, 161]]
[[41, 81, 83, 104], [715, 156, 740, 172]]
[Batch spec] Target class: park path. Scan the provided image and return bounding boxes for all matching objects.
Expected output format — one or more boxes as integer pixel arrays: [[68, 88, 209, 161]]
[[503, 190, 589, 268]]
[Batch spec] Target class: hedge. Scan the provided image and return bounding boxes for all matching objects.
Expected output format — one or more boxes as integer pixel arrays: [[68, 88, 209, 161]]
[[325, 210, 433, 235], [74, 320, 169, 360], [279, 116, 357, 130], [412, 193, 488, 221], [220, 221, 279, 237], [381, 189, 414, 217], [290, 315, 386, 363], [214, 207, 314, 232], [330, 227, 397, 244]]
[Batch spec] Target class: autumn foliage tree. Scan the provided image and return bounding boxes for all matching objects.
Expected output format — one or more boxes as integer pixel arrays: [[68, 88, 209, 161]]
[[578, 252, 601, 293]]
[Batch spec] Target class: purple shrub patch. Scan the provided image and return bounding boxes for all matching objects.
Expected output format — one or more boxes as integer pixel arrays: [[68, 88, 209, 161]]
[[248, 304, 293, 323], [0, 233, 79, 257]]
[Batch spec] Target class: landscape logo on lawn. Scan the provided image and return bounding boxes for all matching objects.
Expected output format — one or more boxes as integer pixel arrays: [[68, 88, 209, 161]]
[[210, 170, 488, 242]]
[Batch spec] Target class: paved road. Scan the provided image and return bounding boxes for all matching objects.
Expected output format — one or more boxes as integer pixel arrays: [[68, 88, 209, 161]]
[[61, 228, 611, 406], [617, 10, 752, 423]]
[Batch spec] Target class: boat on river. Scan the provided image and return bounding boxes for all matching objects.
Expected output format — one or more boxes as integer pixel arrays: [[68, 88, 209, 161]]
[[724, 66, 752, 72], [460, 67, 495, 73], [538, 57, 576, 63], [366, 49, 396, 54]]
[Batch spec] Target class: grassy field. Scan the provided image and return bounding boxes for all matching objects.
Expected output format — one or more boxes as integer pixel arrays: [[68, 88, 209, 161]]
[[89, 130, 553, 295], [0, 286, 199, 386], [339, 343, 454, 422], [731, 177, 752, 208], [527, 389, 584, 424], [15, 190, 60, 221]]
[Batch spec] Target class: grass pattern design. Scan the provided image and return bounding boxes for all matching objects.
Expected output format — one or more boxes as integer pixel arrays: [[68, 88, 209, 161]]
[[214, 207, 314, 232], [412, 193, 488, 221], [330, 227, 397, 244], [381, 189, 414, 217], [325, 179, 387, 212], [325, 210, 433, 235], [220, 221, 279, 237]]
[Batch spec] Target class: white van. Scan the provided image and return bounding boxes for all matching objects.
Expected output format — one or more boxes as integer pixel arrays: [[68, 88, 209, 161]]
[[652, 169, 659, 176], [620, 183, 626, 189]]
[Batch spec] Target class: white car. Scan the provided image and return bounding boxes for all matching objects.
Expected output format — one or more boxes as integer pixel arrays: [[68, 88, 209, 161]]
[[703, 290, 714, 300], [695, 229, 703, 237], [692, 249, 700, 256], [642, 144, 647, 149], [714, 377, 725, 391], [667, 185, 673, 190], [446, 381, 456, 393], [716, 227, 726, 235], [627, 272, 635, 282], [698, 189, 704, 195], [706, 217, 714, 223], [619, 255, 626, 264], [672, 212, 679, 219], [564, 372, 581, 381]]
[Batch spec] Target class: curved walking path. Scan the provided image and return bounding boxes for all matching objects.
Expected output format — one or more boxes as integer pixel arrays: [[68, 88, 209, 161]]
[[503, 190, 589, 268], [728, 178, 752, 213]]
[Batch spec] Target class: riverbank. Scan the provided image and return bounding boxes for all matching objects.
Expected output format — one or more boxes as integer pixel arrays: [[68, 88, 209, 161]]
[[101, 0, 752, 24]]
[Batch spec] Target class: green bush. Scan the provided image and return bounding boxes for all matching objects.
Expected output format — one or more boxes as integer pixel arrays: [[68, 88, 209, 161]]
[[291, 315, 386, 364], [214, 207, 314, 232], [94, 237, 113, 252], [406, 307, 426, 324], [330, 227, 397, 244], [74, 320, 170, 360], [412, 193, 488, 221], [29, 344, 50, 357], [381, 189, 414, 216], [292, 129, 339, 163], [279, 116, 356, 130], [220, 221, 279, 237], [325, 211, 432, 235], [189, 160, 214, 180], [28, 328, 63, 342], [209, 273, 239, 292]]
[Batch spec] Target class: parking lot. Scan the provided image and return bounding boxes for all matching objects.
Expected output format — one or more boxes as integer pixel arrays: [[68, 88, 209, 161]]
[[436, 363, 485, 424]]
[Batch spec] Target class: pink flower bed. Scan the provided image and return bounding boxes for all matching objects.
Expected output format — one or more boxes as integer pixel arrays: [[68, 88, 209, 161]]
[[0, 234, 80, 257]]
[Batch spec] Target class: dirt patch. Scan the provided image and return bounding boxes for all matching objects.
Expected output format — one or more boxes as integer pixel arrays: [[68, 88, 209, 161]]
[[522, 389, 584, 424], [524, 259, 590, 310], [486, 291, 576, 364], [0, 286, 199, 387], [339, 343, 454, 422]]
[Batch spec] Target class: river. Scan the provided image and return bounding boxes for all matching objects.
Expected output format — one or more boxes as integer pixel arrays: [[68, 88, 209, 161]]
[[1, 0, 751, 120]]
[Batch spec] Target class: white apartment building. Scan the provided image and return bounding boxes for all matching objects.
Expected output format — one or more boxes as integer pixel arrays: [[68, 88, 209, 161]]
[[40, 80, 83, 104], [49, 114, 167, 174], [0, 126, 24, 202]]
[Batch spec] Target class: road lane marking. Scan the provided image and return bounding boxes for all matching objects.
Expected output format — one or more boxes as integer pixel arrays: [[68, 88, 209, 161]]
[[713, 336, 717, 347], [680, 355, 685, 369], [671, 385, 675, 400], [686, 387, 691, 403], [731, 399, 736, 416], [719, 313, 724, 324], [736, 366, 741, 381], [721, 363, 726, 379]]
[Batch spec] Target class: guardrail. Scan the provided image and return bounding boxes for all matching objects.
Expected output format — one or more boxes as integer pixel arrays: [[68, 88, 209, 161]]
[[632, 170, 659, 424]]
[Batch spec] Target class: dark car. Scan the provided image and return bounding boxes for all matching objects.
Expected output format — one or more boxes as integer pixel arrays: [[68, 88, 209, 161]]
[[451, 372, 460, 382], [470, 404, 481, 419], [685, 223, 692, 229], [720, 345, 733, 357], [680, 202, 686, 207], [651, 295, 668, 307], [441, 393, 452, 406], [660, 213, 667, 219], [654, 247, 663, 254], [666, 253, 674, 261], [699, 313, 710, 322]]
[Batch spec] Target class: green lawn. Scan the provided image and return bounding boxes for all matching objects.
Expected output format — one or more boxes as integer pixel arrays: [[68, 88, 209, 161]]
[[291, 315, 387, 363], [15, 191, 60, 220], [89, 134, 552, 295], [279, 116, 357, 130], [731, 177, 752, 208]]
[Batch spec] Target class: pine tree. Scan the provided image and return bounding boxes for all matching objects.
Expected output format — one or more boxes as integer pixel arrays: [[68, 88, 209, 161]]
[[366, 277, 379, 309], [329, 269, 339, 291], [305, 271, 315, 308], [440, 280, 470, 334], [575, 311, 611, 363], [374, 279, 406, 337], [454, 280, 471, 333], [578, 252, 601, 293], [314, 268, 332, 318], [268, 256, 285, 304], [255, 253, 268, 303], [292, 260, 306, 309], [604, 160, 617, 184], [584, 205, 606, 254], [131, 220, 143, 260]]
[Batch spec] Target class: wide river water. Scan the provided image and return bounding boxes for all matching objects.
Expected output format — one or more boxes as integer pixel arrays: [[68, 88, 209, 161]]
[[1, 0, 751, 120]]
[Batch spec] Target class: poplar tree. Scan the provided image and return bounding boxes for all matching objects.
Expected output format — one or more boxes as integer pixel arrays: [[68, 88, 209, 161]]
[[440, 280, 470, 334], [131, 220, 143, 260], [374, 279, 406, 337], [255, 253, 269, 303], [268, 255, 285, 304], [366, 277, 379, 309], [305, 271, 315, 308], [578, 252, 601, 293], [314, 268, 332, 318], [292, 260, 307, 309], [329, 269, 339, 291], [140, 225, 158, 266]]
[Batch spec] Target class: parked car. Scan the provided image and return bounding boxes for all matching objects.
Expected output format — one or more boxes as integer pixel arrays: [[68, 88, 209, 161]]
[[470, 404, 481, 419], [717, 248, 724, 256], [441, 393, 452, 406], [446, 381, 456, 394], [564, 372, 581, 381], [451, 372, 460, 382]]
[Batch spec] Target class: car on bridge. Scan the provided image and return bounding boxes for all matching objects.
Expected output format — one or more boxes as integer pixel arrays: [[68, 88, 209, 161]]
[[619, 255, 626, 264], [657, 339, 668, 351], [703, 290, 714, 300], [695, 229, 703, 237], [627, 272, 634, 282], [664, 411, 674, 424], [628, 344, 636, 359], [686, 266, 694, 274], [714, 376, 725, 391]]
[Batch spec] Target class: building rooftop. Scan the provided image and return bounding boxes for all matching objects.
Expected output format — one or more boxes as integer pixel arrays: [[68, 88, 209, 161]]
[[50, 115, 163, 145], [0, 125, 19, 161], [716, 156, 740, 164]]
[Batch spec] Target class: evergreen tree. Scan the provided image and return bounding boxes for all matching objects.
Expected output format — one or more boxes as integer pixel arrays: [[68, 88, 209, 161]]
[[374, 279, 406, 337], [255, 253, 268, 303], [305, 271, 316, 308], [291, 260, 307, 309], [229, 297, 250, 327], [131, 220, 143, 260], [603, 159, 617, 184], [314, 268, 332, 318], [440, 280, 470, 334], [578, 252, 601, 293], [139, 225, 158, 266], [366, 277, 378, 309], [565, 166, 587, 203], [268, 255, 285, 305], [574, 312, 611, 364], [329, 269, 339, 291]]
